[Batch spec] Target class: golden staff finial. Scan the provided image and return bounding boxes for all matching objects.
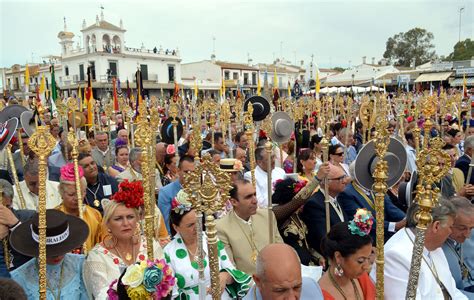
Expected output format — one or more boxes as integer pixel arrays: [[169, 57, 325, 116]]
[[182, 154, 233, 300]]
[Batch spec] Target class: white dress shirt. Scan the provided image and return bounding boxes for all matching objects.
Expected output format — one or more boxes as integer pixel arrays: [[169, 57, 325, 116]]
[[12, 180, 62, 210], [244, 165, 286, 208], [371, 228, 467, 299], [406, 144, 417, 173]]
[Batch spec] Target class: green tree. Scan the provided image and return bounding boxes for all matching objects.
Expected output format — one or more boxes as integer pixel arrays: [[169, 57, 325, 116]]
[[447, 39, 474, 61], [382, 27, 437, 67]]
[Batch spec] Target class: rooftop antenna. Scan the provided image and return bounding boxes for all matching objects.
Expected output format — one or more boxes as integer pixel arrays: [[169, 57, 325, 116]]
[[100, 4, 104, 21], [63, 16, 67, 31], [212, 36, 216, 56]]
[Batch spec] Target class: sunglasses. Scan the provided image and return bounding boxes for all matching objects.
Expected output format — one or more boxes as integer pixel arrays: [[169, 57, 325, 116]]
[[333, 152, 344, 156]]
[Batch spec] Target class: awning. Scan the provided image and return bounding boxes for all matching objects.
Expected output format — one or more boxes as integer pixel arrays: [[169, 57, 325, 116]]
[[450, 77, 474, 87], [414, 72, 452, 83]]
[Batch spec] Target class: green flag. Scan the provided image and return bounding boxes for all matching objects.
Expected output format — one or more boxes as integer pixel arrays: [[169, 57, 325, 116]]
[[51, 64, 57, 102]]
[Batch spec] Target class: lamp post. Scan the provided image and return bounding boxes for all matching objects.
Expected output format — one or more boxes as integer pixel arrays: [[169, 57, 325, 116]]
[[459, 7, 465, 42], [351, 73, 355, 96]]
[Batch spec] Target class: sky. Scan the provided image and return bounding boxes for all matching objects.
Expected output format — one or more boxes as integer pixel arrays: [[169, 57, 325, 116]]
[[0, 0, 473, 70]]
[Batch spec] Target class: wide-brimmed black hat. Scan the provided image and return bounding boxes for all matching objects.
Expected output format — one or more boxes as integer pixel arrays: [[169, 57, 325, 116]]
[[160, 117, 184, 145], [0, 104, 28, 124], [0, 118, 19, 151], [10, 209, 89, 258], [244, 96, 270, 121], [354, 137, 407, 190]]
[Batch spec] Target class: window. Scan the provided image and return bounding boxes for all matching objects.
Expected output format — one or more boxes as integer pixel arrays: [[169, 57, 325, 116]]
[[233, 72, 238, 80], [7, 79, 11, 89], [300, 75, 304, 80], [79, 64, 85, 81], [243, 73, 249, 85], [224, 71, 230, 80], [15, 78, 19, 90], [65, 66, 69, 76], [140, 64, 149, 81], [109, 61, 118, 77], [279, 77, 282, 88], [252, 73, 257, 85], [168, 65, 175, 82]]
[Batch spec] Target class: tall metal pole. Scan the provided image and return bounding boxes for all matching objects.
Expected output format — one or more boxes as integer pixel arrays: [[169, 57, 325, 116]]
[[459, 7, 464, 43]]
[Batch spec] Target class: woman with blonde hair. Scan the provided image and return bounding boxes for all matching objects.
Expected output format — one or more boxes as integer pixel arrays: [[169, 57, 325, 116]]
[[83, 180, 164, 299], [55, 163, 103, 252]]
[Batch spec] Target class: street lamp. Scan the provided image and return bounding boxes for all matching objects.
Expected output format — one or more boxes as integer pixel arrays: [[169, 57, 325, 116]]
[[459, 7, 464, 42], [351, 73, 355, 96]]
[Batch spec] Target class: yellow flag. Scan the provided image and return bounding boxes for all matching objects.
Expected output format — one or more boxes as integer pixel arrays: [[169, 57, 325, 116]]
[[273, 68, 278, 90], [257, 77, 261, 96], [222, 79, 226, 98], [287, 82, 291, 98], [315, 70, 320, 94], [38, 74, 46, 105], [194, 80, 198, 99], [24, 64, 30, 89]]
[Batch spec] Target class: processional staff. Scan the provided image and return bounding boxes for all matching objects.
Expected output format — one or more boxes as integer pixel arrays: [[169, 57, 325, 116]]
[[28, 106, 56, 300], [134, 103, 155, 259], [244, 104, 256, 187], [405, 95, 451, 299], [0, 186, 10, 272]]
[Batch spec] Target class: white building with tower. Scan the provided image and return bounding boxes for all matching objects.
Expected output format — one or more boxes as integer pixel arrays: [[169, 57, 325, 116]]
[[58, 11, 182, 99]]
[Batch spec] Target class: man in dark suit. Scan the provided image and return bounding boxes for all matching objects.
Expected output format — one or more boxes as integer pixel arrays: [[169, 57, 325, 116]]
[[338, 181, 406, 242], [301, 165, 349, 254], [455, 135, 474, 185]]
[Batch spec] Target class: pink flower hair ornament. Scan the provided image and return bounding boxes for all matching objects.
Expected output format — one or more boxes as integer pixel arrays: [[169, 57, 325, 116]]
[[60, 163, 84, 182]]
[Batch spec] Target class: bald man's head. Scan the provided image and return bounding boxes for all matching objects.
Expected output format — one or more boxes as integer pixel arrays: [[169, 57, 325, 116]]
[[326, 164, 348, 197], [254, 243, 302, 300], [156, 142, 167, 163]]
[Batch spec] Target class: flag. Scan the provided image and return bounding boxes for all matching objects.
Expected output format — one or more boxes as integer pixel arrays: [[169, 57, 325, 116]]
[[173, 81, 179, 100], [50, 65, 57, 102], [38, 74, 46, 106], [85, 66, 94, 126], [257, 76, 261, 96], [24, 64, 30, 92], [464, 74, 468, 99], [135, 69, 143, 109], [273, 68, 278, 91], [315, 70, 320, 94], [287, 81, 291, 98], [78, 85, 83, 112], [126, 79, 131, 100], [222, 79, 226, 99], [112, 77, 119, 111], [194, 80, 198, 100]]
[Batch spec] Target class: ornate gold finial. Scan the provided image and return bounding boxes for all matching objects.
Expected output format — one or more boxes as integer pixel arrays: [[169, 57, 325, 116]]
[[182, 154, 232, 300]]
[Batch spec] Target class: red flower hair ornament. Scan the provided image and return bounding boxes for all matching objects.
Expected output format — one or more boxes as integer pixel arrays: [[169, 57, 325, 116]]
[[110, 180, 144, 208]]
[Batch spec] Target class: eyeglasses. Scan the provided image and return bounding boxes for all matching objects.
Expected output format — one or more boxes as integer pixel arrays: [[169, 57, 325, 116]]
[[328, 175, 347, 182], [333, 152, 344, 156]]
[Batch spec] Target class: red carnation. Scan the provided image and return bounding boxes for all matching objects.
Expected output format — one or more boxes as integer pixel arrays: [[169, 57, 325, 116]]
[[341, 120, 347, 128], [111, 180, 144, 208]]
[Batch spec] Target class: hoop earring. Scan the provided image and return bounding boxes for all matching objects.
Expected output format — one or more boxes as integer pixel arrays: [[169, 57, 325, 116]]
[[334, 264, 344, 277], [103, 233, 117, 249]]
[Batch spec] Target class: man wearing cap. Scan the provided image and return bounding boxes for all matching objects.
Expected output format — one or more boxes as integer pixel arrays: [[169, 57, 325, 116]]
[[91, 131, 115, 170], [12, 158, 62, 211], [244, 147, 286, 208], [9, 210, 89, 298], [220, 158, 244, 184]]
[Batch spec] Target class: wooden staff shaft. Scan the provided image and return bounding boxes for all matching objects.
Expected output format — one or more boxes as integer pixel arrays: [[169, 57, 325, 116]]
[[265, 142, 273, 243], [7, 145, 26, 210]]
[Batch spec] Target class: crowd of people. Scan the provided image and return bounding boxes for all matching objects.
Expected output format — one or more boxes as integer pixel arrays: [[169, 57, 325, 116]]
[[0, 90, 473, 300]]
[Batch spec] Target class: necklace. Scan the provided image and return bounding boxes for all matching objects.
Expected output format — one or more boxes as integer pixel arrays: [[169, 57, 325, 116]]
[[328, 268, 361, 300], [114, 243, 135, 265], [86, 182, 101, 207], [37, 260, 65, 300]]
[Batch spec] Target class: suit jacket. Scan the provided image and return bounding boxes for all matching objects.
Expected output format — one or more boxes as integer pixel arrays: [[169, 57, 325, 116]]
[[158, 180, 181, 233], [216, 209, 283, 275], [442, 239, 474, 298], [455, 154, 474, 185], [338, 183, 405, 242], [91, 147, 115, 169], [301, 190, 347, 254]]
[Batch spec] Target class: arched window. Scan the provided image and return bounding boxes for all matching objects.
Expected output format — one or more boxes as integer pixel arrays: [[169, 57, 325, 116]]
[[112, 35, 121, 53], [102, 34, 111, 53]]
